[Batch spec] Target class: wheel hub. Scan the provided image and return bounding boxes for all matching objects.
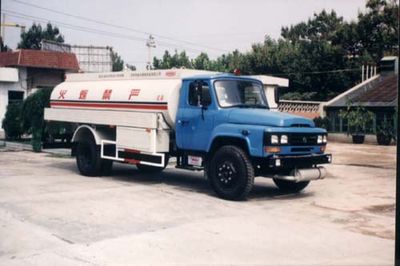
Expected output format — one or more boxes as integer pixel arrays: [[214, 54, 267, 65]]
[[217, 162, 236, 186]]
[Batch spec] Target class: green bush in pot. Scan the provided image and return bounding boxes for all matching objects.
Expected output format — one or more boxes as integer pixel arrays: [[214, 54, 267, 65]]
[[339, 103, 374, 144]]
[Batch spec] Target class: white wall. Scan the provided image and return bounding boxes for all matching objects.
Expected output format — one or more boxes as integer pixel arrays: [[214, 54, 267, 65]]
[[250, 75, 289, 111], [265, 85, 278, 110]]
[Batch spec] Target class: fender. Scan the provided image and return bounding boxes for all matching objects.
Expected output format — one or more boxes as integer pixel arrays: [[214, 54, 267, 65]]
[[207, 123, 266, 157], [72, 125, 112, 145]]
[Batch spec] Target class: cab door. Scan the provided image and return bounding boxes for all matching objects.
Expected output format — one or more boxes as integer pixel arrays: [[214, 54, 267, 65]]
[[176, 80, 215, 151]]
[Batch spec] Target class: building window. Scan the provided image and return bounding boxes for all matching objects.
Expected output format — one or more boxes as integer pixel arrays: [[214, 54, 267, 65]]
[[8, 91, 24, 104], [327, 111, 347, 133], [365, 118, 375, 134], [327, 109, 381, 134], [342, 118, 348, 133]]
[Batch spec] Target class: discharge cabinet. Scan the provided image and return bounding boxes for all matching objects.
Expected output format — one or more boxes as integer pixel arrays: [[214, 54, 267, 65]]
[[45, 69, 332, 200]]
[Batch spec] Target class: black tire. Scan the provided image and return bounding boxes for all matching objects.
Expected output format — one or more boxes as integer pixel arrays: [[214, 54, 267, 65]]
[[273, 179, 310, 193], [136, 156, 169, 174], [101, 160, 113, 176], [76, 137, 111, 177], [207, 145, 254, 200]]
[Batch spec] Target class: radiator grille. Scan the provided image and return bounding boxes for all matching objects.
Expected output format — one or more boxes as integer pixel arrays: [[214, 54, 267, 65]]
[[289, 134, 318, 146]]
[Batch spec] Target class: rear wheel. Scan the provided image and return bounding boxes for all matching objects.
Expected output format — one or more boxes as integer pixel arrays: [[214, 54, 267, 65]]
[[273, 179, 310, 193], [76, 137, 112, 176], [101, 160, 113, 176], [207, 145, 254, 200]]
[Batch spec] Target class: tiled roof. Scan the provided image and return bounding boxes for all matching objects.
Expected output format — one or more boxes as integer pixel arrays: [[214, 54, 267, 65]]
[[326, 74, 398, 108], [352, 74, 397, 103], [0, 49, 79, 71]]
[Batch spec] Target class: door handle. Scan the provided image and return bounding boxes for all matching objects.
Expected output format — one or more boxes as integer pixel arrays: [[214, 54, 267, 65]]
[[178, 120, 189, 125]]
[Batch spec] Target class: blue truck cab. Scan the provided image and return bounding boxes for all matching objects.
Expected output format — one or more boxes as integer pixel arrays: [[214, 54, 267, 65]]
[[174, 74, 331, 200]]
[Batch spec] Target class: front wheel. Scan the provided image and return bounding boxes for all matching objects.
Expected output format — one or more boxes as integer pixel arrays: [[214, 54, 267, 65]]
[[207, 145, 254, 200], [273, 179, 310, 193]]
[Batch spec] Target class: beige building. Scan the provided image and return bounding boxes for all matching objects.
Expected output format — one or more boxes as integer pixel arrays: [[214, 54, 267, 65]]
[[0, 49, 79, 137]]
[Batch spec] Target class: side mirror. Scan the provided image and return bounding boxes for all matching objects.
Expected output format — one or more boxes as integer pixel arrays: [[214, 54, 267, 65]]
[[196, 81, 211, 107]]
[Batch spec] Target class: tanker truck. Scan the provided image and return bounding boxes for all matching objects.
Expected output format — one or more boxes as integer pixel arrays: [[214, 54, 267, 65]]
[[44, 69, 332, 200]]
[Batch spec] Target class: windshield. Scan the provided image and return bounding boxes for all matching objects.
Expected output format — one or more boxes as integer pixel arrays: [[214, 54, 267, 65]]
[[214, 80, 268, 108]]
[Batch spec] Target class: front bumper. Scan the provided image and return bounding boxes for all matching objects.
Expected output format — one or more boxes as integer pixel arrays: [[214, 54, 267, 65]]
[[268, 153, 332, 169]]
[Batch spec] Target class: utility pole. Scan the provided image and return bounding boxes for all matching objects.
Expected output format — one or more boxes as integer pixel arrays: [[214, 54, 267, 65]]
[[0, 0, 2, 41], [146, 35, 156, 70], [361, 65, 364, 82], [0, 0, 3, 51], [1, 12, 4, 47], [1, 20, 26, 41], [0, 11, 26, 49]]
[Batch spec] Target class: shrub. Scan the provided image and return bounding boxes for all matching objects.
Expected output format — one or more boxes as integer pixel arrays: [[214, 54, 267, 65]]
[[313, 116, 330, 130], [376, 118, 395, 145], [21, 88, 52, 152], [1, 102, 23, 140], [339, 106, 374, 135]]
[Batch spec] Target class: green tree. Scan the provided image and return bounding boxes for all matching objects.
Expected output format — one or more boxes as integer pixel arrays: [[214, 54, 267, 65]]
[[1, 102, 23, 140], [333, 0, 398, 62], [271, 8, 368, 100], [178, 51, 192, 68], [21, 88, 52, 152], [18, 23, 64, 49], [192, 52, 211, 70], [332, 21, 362, 58], [111, 50, 124, 71], [153, 50, 193, 69], [281, 10, 343, 43], [0, 37, 10, 52], [356, 0, 399, 61], [152, 0, 398, 101], [247, 35, 354, 100]]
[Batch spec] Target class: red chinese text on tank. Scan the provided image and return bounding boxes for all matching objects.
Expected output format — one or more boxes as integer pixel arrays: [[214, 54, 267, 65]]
[[58, 90, 67, 100], [156, 95, 164, 101], [165, 71, 176, 77], [129, 89, 141, 100], [79, 90, 88, 100], [102, 89, 113, 100]]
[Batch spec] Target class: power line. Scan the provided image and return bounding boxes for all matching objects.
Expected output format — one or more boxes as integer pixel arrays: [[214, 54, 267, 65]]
[[4, 9, 217, 54], [125, 61, 148, 64], [6, 6, 364, 75], [10, 0, 229, 53], [268, 67, 362, 76], [4, 10, 218, 54]]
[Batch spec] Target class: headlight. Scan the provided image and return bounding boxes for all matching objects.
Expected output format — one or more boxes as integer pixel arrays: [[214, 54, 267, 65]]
[[317, 135, 323, 144], [271, 135, 279, 144], [323, 135, 327, 143], [281, 135, 288, 144]]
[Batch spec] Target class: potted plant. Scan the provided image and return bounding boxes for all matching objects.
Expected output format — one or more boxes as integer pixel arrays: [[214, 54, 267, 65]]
[[376, 118, 394, 145], [339, 104, 374, 144]]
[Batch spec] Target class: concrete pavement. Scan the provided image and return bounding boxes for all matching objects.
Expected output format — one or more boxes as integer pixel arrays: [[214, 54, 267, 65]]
[[0, 143, 395, 265]]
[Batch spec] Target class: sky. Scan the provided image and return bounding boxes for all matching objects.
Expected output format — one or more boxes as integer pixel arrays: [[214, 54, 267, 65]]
[[2, 0, 367, 70]]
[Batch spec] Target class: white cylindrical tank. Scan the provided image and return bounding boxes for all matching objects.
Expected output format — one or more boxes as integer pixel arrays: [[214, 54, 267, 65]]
[[50, 78, 183, 128], [50, 69, 218, 128]]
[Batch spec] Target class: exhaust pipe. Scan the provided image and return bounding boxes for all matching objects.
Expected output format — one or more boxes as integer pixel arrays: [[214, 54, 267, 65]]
[[273, 166, 326, 183]]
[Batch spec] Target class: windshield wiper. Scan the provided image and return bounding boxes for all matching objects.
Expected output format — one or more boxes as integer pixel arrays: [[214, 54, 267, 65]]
[[231, 104, 251, 108], [230, 104, 267, 109], [251, 104, 268, 109]]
